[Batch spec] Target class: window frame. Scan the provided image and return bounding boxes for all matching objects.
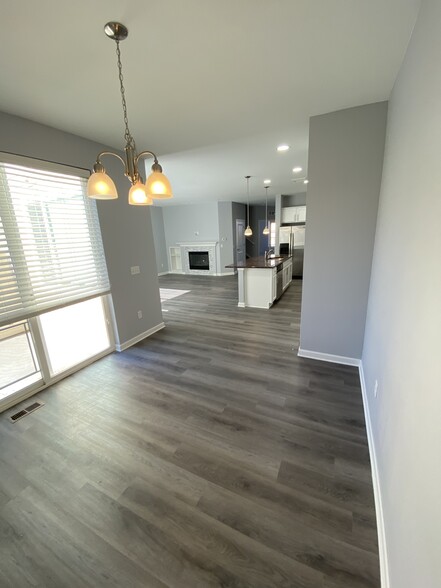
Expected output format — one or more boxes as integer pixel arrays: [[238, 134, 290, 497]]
[[0, 153, 116, 413]]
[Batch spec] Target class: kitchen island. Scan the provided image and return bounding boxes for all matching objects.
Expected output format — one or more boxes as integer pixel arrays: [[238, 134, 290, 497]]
[[226, 255, 292, 309]]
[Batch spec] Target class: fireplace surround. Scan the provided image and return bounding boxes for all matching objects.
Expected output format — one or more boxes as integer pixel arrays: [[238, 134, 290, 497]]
[[177, 242, 218, 275]]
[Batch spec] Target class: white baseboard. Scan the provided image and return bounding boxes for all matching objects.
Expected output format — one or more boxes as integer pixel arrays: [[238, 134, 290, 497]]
[[164, 271, 234, 277], [116, 322, 165, 352], [359, 362, 389, 588], [297, 349, 389, 586], [297, 348, 361, 367]]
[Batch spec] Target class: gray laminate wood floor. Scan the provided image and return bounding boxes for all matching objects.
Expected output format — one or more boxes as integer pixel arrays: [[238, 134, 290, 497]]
[[0, 275, 380, 587]]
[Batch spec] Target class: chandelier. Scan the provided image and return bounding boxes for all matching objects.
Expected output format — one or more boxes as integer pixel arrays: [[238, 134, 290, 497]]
[[87, 22, 173, 205]]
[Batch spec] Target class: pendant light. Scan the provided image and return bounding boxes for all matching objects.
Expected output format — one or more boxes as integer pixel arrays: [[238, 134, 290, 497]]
[[87, 22, 173, 205], [244, 175, 253, 237], [263, 185, 270, 235]]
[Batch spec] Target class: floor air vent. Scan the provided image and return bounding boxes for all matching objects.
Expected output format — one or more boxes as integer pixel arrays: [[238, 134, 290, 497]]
[[9, 401, 44, 423]]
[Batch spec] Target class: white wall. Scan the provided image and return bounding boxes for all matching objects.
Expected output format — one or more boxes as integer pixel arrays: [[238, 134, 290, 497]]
[[362, 1, 441, 586], [300, 102, 388, 360], [0, 111, 163, 348]]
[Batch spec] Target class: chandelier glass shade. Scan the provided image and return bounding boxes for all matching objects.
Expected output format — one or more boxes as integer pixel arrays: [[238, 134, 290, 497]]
[[87, 22, 173, 205], [244, 175, 253, 237], [87, 171, 118, 200], [128, 180, 153, 206]]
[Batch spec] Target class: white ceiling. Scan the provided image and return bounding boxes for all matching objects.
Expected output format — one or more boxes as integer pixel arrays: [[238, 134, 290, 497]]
[[0, 0, 420, 204]]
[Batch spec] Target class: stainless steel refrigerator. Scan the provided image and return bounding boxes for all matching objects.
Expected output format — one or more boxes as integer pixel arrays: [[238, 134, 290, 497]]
[[279, 225, 305, 278]]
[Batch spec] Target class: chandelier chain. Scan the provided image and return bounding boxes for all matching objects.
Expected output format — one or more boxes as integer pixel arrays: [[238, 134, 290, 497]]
[[115, 40, 136, 150]]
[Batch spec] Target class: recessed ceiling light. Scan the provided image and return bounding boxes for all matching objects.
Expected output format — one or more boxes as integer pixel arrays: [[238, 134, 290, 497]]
[[263, 179, 271, 184], [277, 144, 290, 152], [292, 167, 302, 173], [304, 179, 309, 184]]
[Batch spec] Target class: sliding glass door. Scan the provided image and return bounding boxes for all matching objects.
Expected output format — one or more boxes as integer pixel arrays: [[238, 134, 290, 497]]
[[38, 296, 112, 376], [0, 153, 115, 411], [0, 320, 42, 401]]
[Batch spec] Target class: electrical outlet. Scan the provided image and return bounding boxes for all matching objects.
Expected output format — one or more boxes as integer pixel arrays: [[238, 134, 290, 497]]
[[131, 265, 140, 275], [374, 380, 378, 398], [137, 310, 143, 319]]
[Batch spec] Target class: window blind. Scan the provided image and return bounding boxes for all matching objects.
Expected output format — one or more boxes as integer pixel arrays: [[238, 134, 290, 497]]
[[0, 155, 110, 327]]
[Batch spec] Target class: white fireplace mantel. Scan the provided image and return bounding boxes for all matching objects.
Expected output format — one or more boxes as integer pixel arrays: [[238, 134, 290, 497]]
[[177, 242, 219, 275], [176, 241, 218, 247]]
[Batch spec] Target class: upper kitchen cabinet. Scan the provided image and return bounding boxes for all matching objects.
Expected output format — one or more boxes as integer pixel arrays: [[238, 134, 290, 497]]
[[281, 205, 307, 224]]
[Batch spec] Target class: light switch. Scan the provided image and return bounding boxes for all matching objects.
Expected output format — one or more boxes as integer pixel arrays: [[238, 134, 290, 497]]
[[131, 265, 140, 275]]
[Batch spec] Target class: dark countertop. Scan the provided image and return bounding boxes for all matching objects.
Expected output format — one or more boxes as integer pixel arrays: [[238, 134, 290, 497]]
[[226, 255, 292, 269]]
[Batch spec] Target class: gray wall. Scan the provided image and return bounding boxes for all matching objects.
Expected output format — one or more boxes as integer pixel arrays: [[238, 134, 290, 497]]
[[231, 202, 246, 265], [274, 194, 282, 254], [300, 102, 388, 359], [150, 206, 168, 274], [248, 204, 275, 258], [0, 111, 163, 347], [362, 1, 441, 585], [162, 202, 220, 271], [283, 193, 307, 207], [218, 201, 235, 273]]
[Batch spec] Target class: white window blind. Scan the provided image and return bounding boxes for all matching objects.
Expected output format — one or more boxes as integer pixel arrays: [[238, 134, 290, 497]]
[[0, 154, 110, 327]]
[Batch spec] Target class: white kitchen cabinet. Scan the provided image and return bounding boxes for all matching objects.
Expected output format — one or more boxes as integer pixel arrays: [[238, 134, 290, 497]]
[[296, 206, 306, 222], [282, 258, 292, 291], [233, 260, 290, 309], [244, 268, 276, 309], [281, 207, 296, 223], [281, 206, 306, 224]]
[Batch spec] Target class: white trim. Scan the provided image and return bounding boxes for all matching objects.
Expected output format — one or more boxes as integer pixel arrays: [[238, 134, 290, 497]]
[[176, 241, 218, 247], [215, 271, 235, 276], [116, 322, 165, 352], [359, 362, 389, 588], [237, 302, 246, 308], [296, 348, 389, 586], [297, 348, 361, 366], [157, 271, 169, 276]]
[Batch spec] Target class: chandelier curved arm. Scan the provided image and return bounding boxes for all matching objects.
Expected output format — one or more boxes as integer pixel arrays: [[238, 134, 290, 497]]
[[135, 150, 158, 166], [92, 151, 126, 173]]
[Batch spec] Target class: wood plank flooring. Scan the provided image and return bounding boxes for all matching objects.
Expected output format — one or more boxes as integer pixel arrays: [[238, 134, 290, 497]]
[[0, 275, 380, 587]]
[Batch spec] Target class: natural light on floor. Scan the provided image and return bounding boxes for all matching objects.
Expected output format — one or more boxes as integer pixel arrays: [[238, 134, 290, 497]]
[[39, 297, 111, 376], [159, 288, 190, 302]]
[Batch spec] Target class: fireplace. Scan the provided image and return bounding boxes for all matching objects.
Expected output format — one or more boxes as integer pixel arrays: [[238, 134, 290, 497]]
[[189, 251, 209, 270], [177, 242, 218, 275]]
